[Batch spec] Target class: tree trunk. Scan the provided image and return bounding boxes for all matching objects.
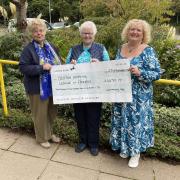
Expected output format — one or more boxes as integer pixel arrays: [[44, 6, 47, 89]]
[[11, 0, 27, 33]]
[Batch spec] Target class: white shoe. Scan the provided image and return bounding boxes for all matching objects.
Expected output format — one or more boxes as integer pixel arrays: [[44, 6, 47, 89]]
[[128, 154, 140, 168], [40, 141, 51, 148], [51, 134, 60, 143], [119, 153, 128, 158]]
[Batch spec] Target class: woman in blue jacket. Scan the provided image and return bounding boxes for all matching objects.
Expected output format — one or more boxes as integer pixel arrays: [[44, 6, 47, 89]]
[[19, 19, 61, 148]]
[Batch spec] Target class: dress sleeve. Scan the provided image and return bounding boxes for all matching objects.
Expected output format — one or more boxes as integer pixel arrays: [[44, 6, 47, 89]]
[[66, 48, 72, 64], [138, 47, 161, 83], [102, 46, 110, 61]]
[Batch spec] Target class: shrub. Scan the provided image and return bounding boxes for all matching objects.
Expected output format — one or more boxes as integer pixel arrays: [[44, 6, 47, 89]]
[[46, 28, 81, 62], [5, 80, 29, 111], [0, 103, 179, 160], [153, 39, 180, 106], [0, 32, 23, 60]]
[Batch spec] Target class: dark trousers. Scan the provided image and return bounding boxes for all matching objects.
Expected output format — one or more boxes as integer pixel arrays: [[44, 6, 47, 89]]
[[73, 103, 102, 148]]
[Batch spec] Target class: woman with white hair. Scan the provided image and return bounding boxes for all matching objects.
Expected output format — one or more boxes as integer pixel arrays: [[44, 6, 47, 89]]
[[66, 21, 110, 156], [19, 19, 62, 148], [110, 19, 161, 168]]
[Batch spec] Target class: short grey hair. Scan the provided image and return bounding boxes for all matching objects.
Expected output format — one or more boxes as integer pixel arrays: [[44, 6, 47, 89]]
[[27, 18, 47, 35], [79, 21, 97, 36]]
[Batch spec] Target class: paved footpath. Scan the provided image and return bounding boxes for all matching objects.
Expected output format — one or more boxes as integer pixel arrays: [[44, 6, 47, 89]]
[[0, 128, 179, 180]]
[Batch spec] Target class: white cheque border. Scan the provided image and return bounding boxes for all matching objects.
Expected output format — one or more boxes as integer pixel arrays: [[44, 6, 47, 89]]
[[51, 59, 132, 104]]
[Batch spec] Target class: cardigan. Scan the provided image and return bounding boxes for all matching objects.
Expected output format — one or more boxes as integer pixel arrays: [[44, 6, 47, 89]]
[[19, 42, 61, 94]]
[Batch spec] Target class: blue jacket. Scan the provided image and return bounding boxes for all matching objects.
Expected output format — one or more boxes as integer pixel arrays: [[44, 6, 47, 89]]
[[19, 42, 61, 94]]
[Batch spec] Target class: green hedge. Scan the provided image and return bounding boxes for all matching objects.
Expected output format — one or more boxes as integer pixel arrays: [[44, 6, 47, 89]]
[[0, 103, 179, 161]]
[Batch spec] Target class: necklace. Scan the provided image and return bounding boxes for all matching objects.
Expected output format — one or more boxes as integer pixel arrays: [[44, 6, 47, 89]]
[[127, 44, 141, 53]]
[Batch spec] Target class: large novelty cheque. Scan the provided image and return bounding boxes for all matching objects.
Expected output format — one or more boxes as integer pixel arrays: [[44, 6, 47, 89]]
[[51, 59, 132, 104]]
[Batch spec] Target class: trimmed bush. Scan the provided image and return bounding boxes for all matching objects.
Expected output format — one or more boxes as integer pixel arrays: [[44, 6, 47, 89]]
[[0, 103, 179, 161], [0, 32, 22, 60]]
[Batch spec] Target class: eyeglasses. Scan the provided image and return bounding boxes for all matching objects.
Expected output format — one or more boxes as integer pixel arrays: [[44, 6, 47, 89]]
[[81, 32, 94, 36]]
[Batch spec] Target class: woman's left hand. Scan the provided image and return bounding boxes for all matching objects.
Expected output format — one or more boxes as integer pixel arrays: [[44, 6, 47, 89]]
[[129, 65, 141, 76], [91, 58, 99, 63]]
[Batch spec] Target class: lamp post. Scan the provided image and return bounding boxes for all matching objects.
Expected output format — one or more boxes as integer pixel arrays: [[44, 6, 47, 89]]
[[48, 0, 51, 24]]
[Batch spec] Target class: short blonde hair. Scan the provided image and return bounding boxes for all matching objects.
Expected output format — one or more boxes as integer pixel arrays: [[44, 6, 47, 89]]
[[121, 19, 152, 44], [27, 18, 47, 35], [79, 21, 97, 36]]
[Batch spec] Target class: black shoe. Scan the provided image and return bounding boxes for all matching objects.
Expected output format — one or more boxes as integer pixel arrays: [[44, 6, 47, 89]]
[[90, 147, 99, 156], [75, 143, 86, 153]]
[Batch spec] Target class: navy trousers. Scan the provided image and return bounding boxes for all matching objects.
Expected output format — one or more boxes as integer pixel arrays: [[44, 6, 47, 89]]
[[73, 103, 102, 148]]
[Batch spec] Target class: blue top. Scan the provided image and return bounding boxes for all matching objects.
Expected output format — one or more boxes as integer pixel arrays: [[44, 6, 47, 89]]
[[110, 46, 161, 156], [66, 45, 110, 64]]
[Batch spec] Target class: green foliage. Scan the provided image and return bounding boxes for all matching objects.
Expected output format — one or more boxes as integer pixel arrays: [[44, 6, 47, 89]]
[[172, 0, 180, 14], [147, 133, 180, 160], [27, 0, 49, 19], [0, 108, 33, 132], [0, 103, 179, 160], [152, 24, 171, 41], [80, 0, 109, 18], [152, 39, 180, 106], [0, 32, 22, 60], [46, 28, 81, 62], [80, 0, 174, 24], [5, 79, 29, 111], [28, 0, 81, 23], [154, 104, 180, 136]]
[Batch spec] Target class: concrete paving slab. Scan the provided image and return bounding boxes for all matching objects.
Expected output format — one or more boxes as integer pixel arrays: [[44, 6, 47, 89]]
[[99, 173, 131, 180], [0, 151, 48, 180], [0, 149, 5, 157], [152, 159, 180, 180], [39, 161, 99, 180], [52, 145, 102, 170], [100, 153, 154, 180], [0, 128, 21, 150], [9, 134, 59, 159]]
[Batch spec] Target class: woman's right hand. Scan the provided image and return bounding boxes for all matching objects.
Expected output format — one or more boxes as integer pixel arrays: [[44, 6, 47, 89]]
[[43, 63, 52, 70], [71, 59, 77, 65]]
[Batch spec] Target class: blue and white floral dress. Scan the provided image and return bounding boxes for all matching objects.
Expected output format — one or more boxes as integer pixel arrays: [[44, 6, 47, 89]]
[[110, 46, 161, 156]]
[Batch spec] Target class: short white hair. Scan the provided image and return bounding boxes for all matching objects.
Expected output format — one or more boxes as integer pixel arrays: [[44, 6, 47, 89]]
[[79, 21, 97, 35], [28, 18, 47, 34]]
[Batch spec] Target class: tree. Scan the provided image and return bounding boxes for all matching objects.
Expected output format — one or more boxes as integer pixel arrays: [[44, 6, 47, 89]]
[[11, 0, 27, 33], [28, 0, 81, 23], [80, 0, 174, 24], [172, 0, 180, 24]]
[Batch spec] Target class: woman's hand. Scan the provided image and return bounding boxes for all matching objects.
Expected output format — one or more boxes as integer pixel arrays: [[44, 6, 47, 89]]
[[129, 65, 141, 76], [71, 59, 77, 65], [91, 58, 99, 63], [43, 63, 52, 70]]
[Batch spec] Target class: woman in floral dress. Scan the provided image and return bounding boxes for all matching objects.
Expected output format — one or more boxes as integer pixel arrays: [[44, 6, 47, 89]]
[[110, 19, 161, 168]]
